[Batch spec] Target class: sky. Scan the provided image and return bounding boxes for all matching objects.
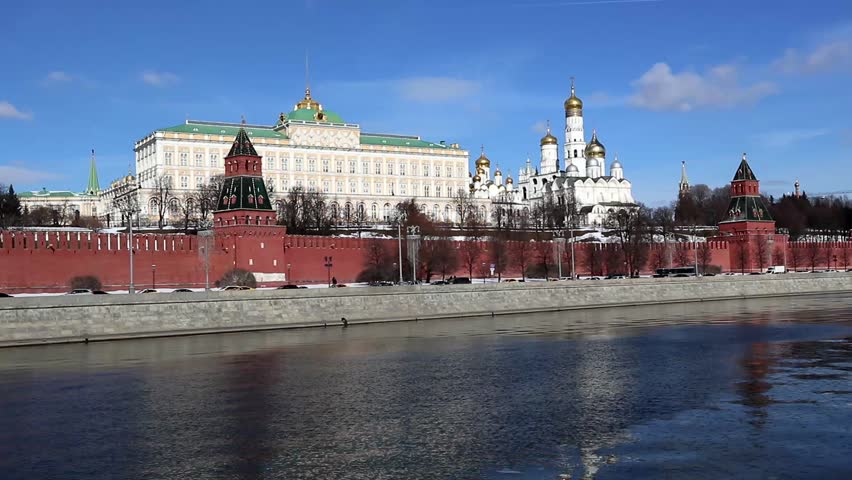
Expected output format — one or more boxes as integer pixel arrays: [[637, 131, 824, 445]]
[[1, 0, 851, 206]]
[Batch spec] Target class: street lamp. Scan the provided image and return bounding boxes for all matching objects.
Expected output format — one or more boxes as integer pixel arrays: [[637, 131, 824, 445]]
[[151, 264, 156, 290], [198, 230, 214, 292], [287, 263, 292, 284], [407, 225, 421, 284], [397, 215, 405, 284], [554, 230, 565, 279], [481, 262, 486, 284], [324, 256, 333, 287]]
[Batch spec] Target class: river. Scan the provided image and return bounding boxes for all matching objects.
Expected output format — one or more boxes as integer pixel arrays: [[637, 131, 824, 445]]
[[0, 294, 850, 479]]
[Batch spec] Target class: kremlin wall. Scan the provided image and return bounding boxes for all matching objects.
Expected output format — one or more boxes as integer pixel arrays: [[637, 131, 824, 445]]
[[1, 130, 850, 293]]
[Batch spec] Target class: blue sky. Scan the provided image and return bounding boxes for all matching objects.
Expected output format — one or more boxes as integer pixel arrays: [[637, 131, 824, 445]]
[[1, 0, 851, 205]]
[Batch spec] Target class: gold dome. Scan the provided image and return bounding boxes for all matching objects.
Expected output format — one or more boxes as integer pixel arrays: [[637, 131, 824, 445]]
[[540, 127, 558, 146], [295, 87, 321, 110], [584, 129, 606, 159], [473, 174, 482, 183], [506, 176, 514, 184], [475, 145, 490, 168], [564, 78, 583, 115], [476, 166, 486, 176]]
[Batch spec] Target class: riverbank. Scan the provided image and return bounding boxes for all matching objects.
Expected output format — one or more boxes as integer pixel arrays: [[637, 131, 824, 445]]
[[0, 273, 850, 347]]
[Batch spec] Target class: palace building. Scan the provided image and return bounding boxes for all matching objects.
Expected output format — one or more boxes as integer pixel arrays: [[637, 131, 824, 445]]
[[129, 86, 471, 224]]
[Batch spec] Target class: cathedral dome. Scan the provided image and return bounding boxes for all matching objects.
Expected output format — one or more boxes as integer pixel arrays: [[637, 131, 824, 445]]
[[567, 163, 579, 173], [584, 129, 606, 159], [564, 80, 583, 115], [475, 151, 490, 168], [540, 129, 558, 146], [587, 157, 600, 167], [506, 176, 514, 184], [611, 159, 622, 168], [473, 174, 482, 183]]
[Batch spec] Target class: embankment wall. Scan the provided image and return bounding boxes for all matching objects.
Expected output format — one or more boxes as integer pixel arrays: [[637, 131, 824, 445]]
[[0, 273, 850, 347]]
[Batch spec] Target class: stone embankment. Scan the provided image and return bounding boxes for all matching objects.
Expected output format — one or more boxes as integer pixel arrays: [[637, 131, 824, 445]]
[[0, 273, 850, 347]]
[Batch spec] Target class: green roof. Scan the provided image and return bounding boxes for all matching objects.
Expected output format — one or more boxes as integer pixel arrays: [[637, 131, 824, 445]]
[[227, 128, 259, 157], [733, 158, 757, 181], [85, 150, 100, 195], [720, 195, 773, 223], [19, 189, 91, 198], [215, 176, 273, 212], [161, 122, 286, 139], [286, 108, 344, 124], [360, 134, 450, 149]]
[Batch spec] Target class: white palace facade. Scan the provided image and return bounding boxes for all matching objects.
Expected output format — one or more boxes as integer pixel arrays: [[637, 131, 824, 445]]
[[470, 80, 636, 226], [130, 87, 471, 224]]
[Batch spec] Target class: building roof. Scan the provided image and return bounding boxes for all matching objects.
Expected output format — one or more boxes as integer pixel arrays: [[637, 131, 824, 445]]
[[227, 127, 259, 157], [719, 195, 773, 223], [215, 176, 273, 212], [286, 107, 345, 124], [85, 150, 100, 195], [732, 156, 757, 181], [18, 188, 92, 199], [157, 121, 455, 151]]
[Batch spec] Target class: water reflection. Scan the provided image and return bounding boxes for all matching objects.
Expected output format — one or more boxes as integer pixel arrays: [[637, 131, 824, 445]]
[[0, 294, 849, 479]]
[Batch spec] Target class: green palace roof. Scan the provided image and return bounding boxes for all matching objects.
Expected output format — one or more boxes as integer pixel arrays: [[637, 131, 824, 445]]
[[18, 189, 93, 198], [286, 108, 345, 124], [158, 121, 455, 150]]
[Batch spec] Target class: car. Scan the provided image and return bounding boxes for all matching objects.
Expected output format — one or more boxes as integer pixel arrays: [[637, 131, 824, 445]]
[[92, 290, 109, 295], [748, 272, 763, 276], [605, 275, 626, 279], [221, 285, 251, 291], [277, 284, 301, 289], [0, 292, 13, 298], [430, 280, 448, 286], [139, 288, 158, 293], [67, 289, 92, 295], [652, 274, 667, 278], [673, 273, 691, 278], [172, 288, 193, 293], [333, 284, 347, 288], [587, 276, 601, 280], [451, 277, 472, 284], [503, 279, 517, 283]]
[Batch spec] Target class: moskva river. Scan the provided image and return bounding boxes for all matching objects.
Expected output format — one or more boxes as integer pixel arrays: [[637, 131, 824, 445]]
[[0, 294, 850, 479]]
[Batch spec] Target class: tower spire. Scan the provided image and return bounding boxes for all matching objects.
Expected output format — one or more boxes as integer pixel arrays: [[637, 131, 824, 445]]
[[86, 149, 100, 195], [571, 76, 575, 95], [305, 50, 310, 94], [679, 160, 690, 195]]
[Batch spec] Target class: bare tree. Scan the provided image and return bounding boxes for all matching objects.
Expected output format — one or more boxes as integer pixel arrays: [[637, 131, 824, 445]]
[[605, 208, 651, 276], [176, 193, 198, 232], [357, 240, 394, 282], [511, 240, 533, 281], [489, 233, 510, 282], [732, 240, 751, 274], [459, 238, 484, 279], [754, 235, 770, 272], [584, 243, 603, 277], [674, 246, 691, 267], [789, 243, 805, 272], [195, 174, 224, 228], [150, 175, 172, 229], [805, 242, 824, 272], [698, 242, 713, 274], [451, 188, 479, 230]]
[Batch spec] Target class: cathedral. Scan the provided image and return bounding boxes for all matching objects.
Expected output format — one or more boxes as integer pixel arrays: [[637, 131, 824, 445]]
[[469, 80, 636, 226]]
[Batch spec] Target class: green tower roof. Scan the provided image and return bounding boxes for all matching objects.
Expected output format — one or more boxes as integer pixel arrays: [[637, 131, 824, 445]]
[[732, 154, 757, 181], [227, 128, 259, 157], [85, 149, 100, 195]]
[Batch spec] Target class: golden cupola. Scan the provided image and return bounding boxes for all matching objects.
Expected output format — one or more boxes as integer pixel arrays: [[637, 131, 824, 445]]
[[540, 126, 558, 146], [564, 78, 583, 116], [584, 129, 606, 159], [295, 87, 321, 111], [475, 146, 491, 168]]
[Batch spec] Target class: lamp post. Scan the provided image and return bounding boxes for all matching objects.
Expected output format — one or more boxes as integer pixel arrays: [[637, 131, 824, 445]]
[[151, 264, 156, 290], [393, 262, 398, 283], [113, 183, 140, 294], [481, 262, 486, 284], [554, 229, 564, 279], [198, 230, 214, 292], [324, 256, 333, 287], [397, 216, 405, 284], [407, 225, 420, 284], [287, 263, 292, 284]]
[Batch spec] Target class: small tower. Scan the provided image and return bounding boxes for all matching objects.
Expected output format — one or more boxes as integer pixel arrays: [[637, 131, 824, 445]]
[[584, 129, 605, 177], [794, 179, 801, 199], [214, 127, 276, 227], [84, 149, 100, 196], [718, 153, 774, 235], [611, 153, 624, 180], [474, 145, 491, 181], [679, 161, 690, 196], [540, 121, 559, 175]]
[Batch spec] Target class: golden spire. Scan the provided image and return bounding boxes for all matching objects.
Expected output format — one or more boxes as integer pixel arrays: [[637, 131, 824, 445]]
[[540, 119, 558, 145], [295, 52, 322, 111], [475, 144, 491, 168], [564, 76, 583, 115]]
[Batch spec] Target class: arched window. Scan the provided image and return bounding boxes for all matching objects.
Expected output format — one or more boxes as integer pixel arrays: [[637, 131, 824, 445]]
[[371, 203, 378, 220], [383, 203, 391, 221]]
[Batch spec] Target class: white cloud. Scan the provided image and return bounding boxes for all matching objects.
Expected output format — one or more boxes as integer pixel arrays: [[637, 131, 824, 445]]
[[753, 128, 831, 148], [0, 165, 61, 183], [142, 71, 179, 87], [0, 101, 32, 120], [530, 120, 548, 134], [774, 40, 852, 74], [396, 77, 480, 102], [628, 62, 778, 112], [43, 71, 73, 84]]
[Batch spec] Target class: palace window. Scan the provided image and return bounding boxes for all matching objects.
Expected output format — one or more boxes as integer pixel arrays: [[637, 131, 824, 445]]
[[446, 166, 452, 177], [387, 163, 394, 175], [436, 185, 442, 197], [180, 153, 188, 166], [180, 176, 188, 188], [424, 165, 430, 177], [165, 152, 173, 165], [400, 164, 406, 176], [196, 176, 203, 188], [362, 181, 369, 193], [195, 153, 203, 167], [375, 162, 382, 175], [424, 185, 430, 197], [349, 161, 356, 174], [323, 180, 330, 193], [308, 159, 316, 172], [389, 182, 395, 194], [336, 181, 343, 193], [350, 182, 356, 194], [371, 204, 378, 219], [281, 179, 288, 191], [282, 158, 289, 171], [295, 158, 303, 171], [266, 158, 274, 171], [295, 179, 303, 188], [362, 161, 369, 174], [376, 182, 382, 194], [436, 166, 441, 177], [322, 159, 329, 173], [400, 183, 407, 195], [336, 160, 343, 173], [308, 180, 316, 192], [210, 153, 218, 167]]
